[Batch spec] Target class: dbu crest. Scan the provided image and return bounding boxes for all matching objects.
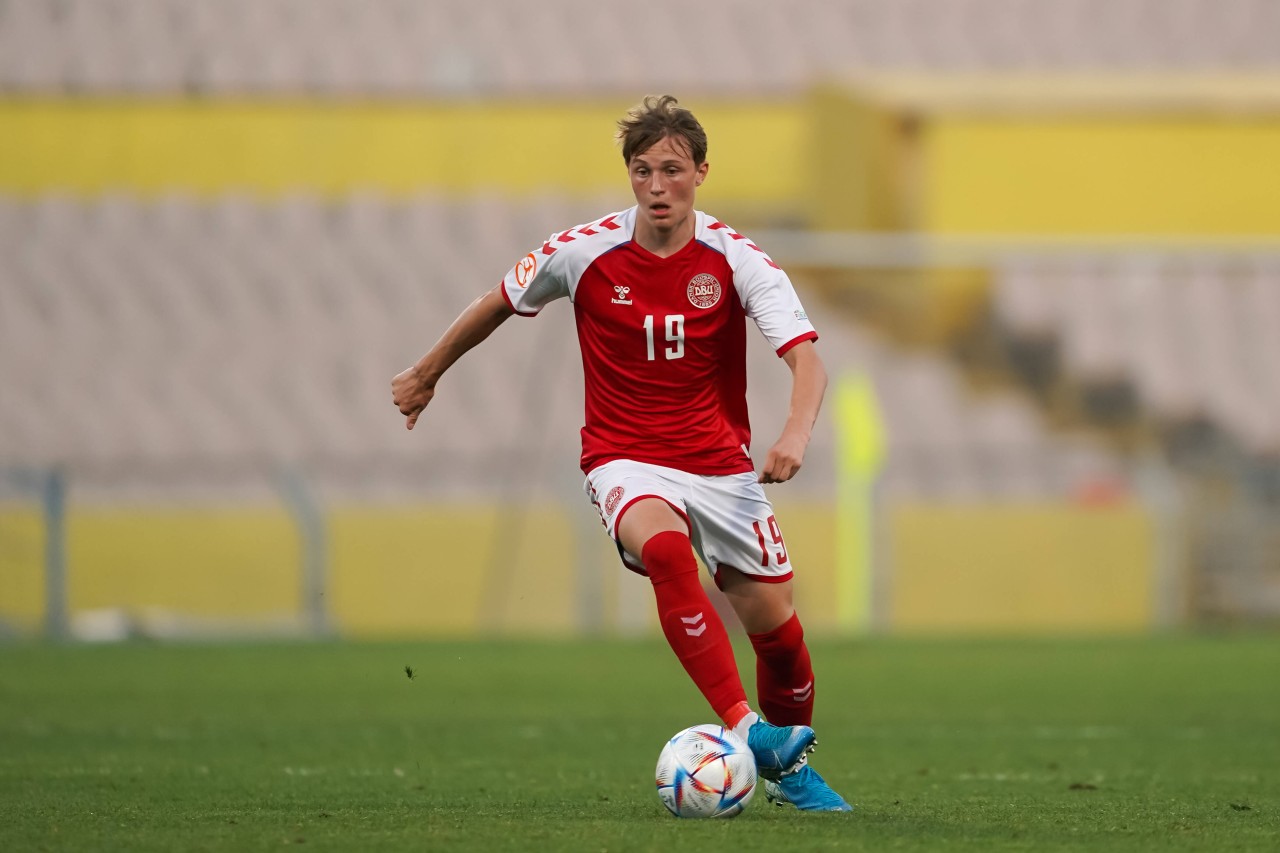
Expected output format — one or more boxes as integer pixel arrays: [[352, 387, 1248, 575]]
[[605, 486, 625, 515], [687, 274, 721, 309]]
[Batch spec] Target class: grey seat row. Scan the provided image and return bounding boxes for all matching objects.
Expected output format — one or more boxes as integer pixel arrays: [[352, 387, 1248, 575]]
[[1, 0, 1275, 96], [1, 192, 1126, 501], [993, 254, 1280, 455]]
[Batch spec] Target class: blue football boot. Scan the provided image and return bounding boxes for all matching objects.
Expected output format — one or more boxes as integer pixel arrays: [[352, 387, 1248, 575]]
[[746, 720, 816, 780], [763, 765, 853, 812]]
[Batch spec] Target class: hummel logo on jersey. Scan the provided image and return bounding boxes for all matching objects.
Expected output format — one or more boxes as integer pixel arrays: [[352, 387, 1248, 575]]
[[792, 680, 814, 703], [681, 612, 707, 637], [612, 285, 633, 305]]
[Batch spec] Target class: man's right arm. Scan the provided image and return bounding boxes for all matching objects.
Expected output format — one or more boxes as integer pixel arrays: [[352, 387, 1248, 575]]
[[391, 285, 514, 430]]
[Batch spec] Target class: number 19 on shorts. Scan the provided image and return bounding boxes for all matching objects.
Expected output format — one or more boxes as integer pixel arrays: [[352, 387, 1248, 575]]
[[754, 515, 789, 567], [644, 314, 685, 361]]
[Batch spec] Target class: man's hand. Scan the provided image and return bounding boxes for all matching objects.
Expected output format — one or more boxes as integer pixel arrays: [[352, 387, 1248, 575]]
[[758, 430, 807, 484], [758, 340, 826, 484], [390, 287, 514, 431], [391, 366, 435, 430]]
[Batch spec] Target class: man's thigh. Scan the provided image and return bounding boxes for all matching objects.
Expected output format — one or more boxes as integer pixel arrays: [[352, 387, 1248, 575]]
[[584, 459, 692, 573], [687, 472, 795, 586]]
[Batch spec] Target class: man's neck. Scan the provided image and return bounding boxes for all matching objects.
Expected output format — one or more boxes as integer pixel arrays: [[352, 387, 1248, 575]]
[[634, 213, 696, 259]]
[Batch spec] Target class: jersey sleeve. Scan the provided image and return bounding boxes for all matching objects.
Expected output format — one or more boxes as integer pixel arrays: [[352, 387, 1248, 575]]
[[500, 236, 570, 317], [736, 253, 819, 356]]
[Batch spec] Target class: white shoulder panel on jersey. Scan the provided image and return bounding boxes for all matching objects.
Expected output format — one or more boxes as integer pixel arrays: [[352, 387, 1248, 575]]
[[501, 208, 635, 316], [696, 211, 818, 353]]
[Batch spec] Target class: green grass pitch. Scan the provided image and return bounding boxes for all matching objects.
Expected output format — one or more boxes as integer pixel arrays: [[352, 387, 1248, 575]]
[[1, 634, 1276, 851]]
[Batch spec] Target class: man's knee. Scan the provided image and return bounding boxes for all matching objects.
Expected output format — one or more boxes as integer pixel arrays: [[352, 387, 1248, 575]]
[[641, 530, 699, 584], [719, 567, 795, 633], [617, 497, 689, 567]]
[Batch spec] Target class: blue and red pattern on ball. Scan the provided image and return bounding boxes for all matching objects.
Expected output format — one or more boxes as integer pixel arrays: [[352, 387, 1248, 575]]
[[656, 724, 758, 818]]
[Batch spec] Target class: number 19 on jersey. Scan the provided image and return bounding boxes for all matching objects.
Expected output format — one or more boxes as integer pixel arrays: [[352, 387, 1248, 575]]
[[644, 314, 686, 361]]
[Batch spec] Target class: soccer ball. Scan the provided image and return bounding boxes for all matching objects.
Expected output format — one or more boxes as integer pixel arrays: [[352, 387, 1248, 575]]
[[655, 724, 757, 819]]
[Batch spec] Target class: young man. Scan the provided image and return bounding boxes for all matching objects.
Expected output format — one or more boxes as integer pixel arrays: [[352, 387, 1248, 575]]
[[392, 95, 851, 811]]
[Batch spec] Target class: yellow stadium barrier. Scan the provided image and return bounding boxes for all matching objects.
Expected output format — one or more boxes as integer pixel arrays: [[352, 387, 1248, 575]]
[[0, 98, 806, 220], [0, 501, 1155, 637], [809, 73, 1280, 236]]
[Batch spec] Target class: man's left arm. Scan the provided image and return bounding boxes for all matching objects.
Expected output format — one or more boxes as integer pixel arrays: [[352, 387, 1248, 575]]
[[759, 340, 828, 484]]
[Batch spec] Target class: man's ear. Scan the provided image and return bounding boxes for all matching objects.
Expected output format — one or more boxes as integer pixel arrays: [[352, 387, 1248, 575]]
[[695, 161, 709, 186]]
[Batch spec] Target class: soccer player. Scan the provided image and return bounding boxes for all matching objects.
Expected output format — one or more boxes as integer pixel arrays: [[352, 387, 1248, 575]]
[[392, 95, 851, 811]]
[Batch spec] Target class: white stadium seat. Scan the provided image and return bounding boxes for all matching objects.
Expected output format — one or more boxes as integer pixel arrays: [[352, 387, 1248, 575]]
[[1, 0, 1275, 96], [0, 191, 1150, 500]]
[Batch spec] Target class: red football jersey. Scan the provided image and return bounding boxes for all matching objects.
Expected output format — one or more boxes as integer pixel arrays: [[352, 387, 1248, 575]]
[[501, 207, 817, 476]]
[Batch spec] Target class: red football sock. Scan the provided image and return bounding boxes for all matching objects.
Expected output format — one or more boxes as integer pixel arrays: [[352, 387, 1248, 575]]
[[641, 531, 748, 724], [748, 611, 814, 727]]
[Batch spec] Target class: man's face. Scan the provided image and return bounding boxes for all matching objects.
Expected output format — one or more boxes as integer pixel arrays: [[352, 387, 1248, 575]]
[[628, 134, 708, 239]]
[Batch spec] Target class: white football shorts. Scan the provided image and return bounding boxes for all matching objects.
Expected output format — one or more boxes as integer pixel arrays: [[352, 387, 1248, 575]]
[[583, 458, 795, 586]]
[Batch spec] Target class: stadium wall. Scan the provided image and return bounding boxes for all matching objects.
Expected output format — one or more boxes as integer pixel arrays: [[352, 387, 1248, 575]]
[[0, 506, 43, 633], [811, 75, 1280, 235], [7, 84, 1276, 232], [0, 502, 1156, 637], [0, 98, 807, 220]]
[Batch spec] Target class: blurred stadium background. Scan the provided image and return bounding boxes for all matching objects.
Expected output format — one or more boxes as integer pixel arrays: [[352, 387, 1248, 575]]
[[3, 0, 1280, 642]]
